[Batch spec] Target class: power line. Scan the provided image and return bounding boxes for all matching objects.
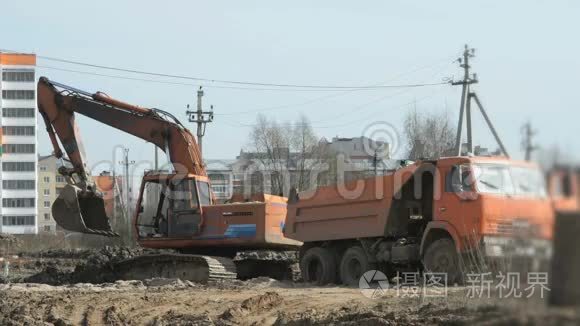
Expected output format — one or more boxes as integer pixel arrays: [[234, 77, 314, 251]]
[[39, 65, 437, 92], [36, 54, 447, 89], [35, 56, 452, 117], [219, 92, 438, 130], [36, 65, 363, 92], [2, 48, 448, 90], [214, 58, 455, 116], [27, 48, 457, 122]]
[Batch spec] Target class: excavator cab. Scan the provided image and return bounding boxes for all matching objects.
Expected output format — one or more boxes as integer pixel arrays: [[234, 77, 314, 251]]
[[136, 173, 212, 238]]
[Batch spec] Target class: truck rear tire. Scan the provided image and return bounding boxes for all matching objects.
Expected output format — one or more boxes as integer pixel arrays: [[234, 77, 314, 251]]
[[339, 246, 372, 286], [423, 238, 462, 284], [300, 247, 336, 285]]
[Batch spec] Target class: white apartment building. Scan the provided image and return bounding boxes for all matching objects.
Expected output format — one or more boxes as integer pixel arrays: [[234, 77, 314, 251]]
[[0, 52, 38, 234]]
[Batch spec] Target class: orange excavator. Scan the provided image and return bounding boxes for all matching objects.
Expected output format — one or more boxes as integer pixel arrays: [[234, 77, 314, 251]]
[[37, 77, 301, 281]]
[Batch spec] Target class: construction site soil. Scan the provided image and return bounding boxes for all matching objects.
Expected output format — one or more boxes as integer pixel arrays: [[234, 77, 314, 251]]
[[0, 247, 579, 325]]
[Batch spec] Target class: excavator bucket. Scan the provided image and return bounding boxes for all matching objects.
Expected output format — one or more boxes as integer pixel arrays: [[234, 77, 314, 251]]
[[51, 184, 119, 237]]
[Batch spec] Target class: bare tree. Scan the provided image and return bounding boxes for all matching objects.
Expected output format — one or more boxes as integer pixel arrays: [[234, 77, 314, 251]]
[[247, 114, 321, 195], [248, 115, 287, 195], [290, 115, 319, 191], [403, 109, 456, 160]]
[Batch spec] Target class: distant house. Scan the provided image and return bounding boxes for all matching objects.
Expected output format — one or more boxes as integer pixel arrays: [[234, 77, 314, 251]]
[[205, 160, 236, 203], [205, 136, 399, 202]]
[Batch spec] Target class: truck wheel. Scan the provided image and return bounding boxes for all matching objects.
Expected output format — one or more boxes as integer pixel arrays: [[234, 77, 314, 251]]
[[339, 246, 372, 286], [423, 238, 462, 284], [300, 247, 336, 285]]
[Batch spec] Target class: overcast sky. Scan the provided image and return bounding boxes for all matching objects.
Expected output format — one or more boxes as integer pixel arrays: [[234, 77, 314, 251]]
[[1, 1, 578, 176]]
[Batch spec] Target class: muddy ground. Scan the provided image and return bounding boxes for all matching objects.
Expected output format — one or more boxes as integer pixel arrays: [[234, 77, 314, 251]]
[[1, 248, 579, 325], [2, 279, 579, 325]]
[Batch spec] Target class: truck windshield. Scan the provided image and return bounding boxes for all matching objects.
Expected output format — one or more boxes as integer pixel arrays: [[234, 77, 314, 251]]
[[471, 164, 547, 198]]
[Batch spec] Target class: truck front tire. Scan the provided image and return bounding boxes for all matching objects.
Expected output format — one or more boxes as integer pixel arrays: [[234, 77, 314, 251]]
[[300, 247, 336, 284], [422, 238, 462, 284]]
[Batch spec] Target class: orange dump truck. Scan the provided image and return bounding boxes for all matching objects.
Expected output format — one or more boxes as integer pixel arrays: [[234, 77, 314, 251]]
[[284, 156, 554, 285]]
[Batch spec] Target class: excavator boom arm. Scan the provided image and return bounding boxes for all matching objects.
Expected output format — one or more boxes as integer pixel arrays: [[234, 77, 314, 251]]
[[37, 77, 206, 182]]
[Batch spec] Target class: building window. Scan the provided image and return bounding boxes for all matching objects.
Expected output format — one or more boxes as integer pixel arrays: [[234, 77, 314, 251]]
[[43, 176, 50, 183], [56, 175, 65, 183], [44, 189, 50, 196], [2, 215, 35, 226], [2, 70, 35, 82], [2, 108, 35, 118], [2, 198, 35, 208], [40, 165, 47, 171], [43, 201, 50, 208], [44, 225, 51, 232], [2, 180, 35, 190], [44, 213, 50, 221], [2, 162, 35, 172], [212, 185, 227, 193], [2, 126, 35, 136], [208, 173, 226, 182], [2, 143, 35, 154], [2, 90, 35, 100]]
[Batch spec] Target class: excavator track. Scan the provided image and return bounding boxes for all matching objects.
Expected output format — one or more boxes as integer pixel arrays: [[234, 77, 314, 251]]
[[113, 253, 237, 283]]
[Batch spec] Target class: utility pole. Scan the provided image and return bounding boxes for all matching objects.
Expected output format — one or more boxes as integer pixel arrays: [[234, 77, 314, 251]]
[[451, 44, 509, 158], [186, 87, 214, 160], [154, 145, 158, 170], [119, 148, 135, 237], [451, 45, 478, 155], [373, 150, 378, 175], [521, 121, 538, 161]]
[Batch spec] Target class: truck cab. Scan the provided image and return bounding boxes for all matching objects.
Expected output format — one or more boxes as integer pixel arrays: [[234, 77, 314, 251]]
[[435, 157, 553, 263]]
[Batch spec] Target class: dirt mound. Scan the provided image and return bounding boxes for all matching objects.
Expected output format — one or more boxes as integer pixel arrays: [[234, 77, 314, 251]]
[[21, 246, 172, 285], [0, 292, 73, 326], [21, 264, 71, 285], [274, 304, 489, 325], [221, 292, 283, 323], [152, 310, 214, 326], [20, 248, 94, 259]]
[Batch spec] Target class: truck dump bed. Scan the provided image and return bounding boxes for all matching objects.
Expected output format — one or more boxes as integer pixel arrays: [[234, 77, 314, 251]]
[[284, 163, 420, 243]]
